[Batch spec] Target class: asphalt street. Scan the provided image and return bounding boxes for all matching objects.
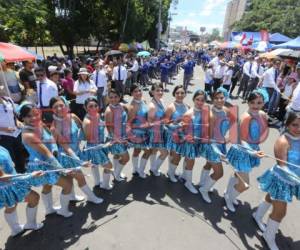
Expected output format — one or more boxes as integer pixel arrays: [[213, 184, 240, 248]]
[[0, 65, 299, 250]]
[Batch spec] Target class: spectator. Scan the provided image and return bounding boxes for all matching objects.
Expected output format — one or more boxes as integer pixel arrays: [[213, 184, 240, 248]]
[[0, 61, 22, 103], [92, 62, 108, 112], [73, 67, 97, 120], [112, 58, 127, 101], [19, 60, 36, 91]]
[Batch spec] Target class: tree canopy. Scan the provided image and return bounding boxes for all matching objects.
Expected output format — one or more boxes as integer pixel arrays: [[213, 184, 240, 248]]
[[0, 0, 173, 57], [234, 0, 300, 38]]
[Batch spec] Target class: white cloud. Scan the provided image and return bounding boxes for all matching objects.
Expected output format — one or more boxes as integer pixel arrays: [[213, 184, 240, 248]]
[[200, 0, 226, 16]]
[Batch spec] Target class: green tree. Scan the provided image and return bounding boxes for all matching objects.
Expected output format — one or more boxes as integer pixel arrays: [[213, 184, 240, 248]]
[[234, 0, 300, 38], [207, 28, 222, 42], [0, 0, 51, 47]]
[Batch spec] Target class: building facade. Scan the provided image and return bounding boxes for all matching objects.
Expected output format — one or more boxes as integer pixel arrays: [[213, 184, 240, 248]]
[[222, 0, 251, 40]]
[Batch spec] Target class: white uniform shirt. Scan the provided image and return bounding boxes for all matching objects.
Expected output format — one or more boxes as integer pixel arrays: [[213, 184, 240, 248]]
[[223, 69, 233, 85], [204, 68, 213, 84], [243, 61, 257, 78], [73, 80, 97, 104], [92, 69, 108, 88], [129, 60, 139, 72], [36, 78, 58, 108], [290, 82, 300, 111], [214, 65, 226, 79], [112, 65, 127, 84], [209, 57, 219, 72], [261, 67, 280, 92]]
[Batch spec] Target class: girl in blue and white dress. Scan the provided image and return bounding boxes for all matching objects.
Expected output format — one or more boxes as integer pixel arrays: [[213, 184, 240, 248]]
[[19, 103, 73, 218], [253, 111, 300, 250], [165, 85, 189, 183], [105, 89, 129, 182], [180, 90, 207, 193], [199, 88, 231, 204], [225, 90, 267, 212], [82, 97, 113, 189], [148, 83, 168, 177], [50, 96, 103, 204], [0, 146, 43, 237], [127, 84, 151, 178]]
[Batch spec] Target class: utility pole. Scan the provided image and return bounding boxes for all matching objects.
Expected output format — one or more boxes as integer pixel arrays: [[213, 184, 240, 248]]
[[156, 0, 162, 50]]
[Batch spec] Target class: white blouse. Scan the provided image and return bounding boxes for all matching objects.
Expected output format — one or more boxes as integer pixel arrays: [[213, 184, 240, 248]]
[[73, 80, 97, 104]]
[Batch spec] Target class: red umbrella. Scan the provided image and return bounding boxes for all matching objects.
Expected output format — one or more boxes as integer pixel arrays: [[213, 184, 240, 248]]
[[0, 42, 35, 62]]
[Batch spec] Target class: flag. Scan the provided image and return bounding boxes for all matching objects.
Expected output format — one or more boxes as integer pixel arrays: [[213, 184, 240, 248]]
[[240, 33, 246, 44]]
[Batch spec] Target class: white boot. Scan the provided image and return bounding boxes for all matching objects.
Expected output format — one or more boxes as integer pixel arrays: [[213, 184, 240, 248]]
[[198, 168, 210, 186], [81, 185, 103, 204], [168, 162, 178, 183], [114, 160, 126, 182], [224, 187, 240, 213], [253, 201, 272, 232], [41, 192, 58, 216], [224, 176, 239, 205], [70, 186, 85, 202], [149, 153, 157, 173], [199, 176, 216, 203], [151, 157, 165, 176], [91, 166, 101, 186], [184, 170, 198, 194], [138, 157, 148, 179], [56, 193, 73, 218], [4, 211, 24, 237], [24, 206, 44, 230], [179, 161, 187, 181], [263, 218, 280, 250], [132, 156, 139, 174], [100, 172, 113, 190]]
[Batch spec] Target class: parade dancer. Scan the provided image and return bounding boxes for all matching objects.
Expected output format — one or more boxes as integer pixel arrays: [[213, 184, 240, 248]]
[[127, 84, 150, 178], [82, 97, 114, 190], [165, 85, 189, 183], [19, 103, 74, 217], [225, 90, 268, 212], [148, 83, 168, 176], [253, 111, 300, 250], [0, 146, 43, 236], [199, 88, 231, 203], [180, 90, 207, 193], [50, 96, 103, 203], [105, 89, 129, 182]]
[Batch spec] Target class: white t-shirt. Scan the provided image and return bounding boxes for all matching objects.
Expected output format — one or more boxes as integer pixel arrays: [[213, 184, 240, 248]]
[[204, 68, 213, 84], [74, 80, 97, 104], [223, 69, 233, 86]]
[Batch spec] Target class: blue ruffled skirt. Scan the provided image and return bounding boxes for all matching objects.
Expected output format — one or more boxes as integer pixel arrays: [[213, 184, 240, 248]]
[[128, 129, 149, 149], [57, 152, 83, 169], [165, 131, 185, 153], [204, 143, 226, 163], [26, 161, 60, 187], [179, 142, 204, 159], [227, 144, 260, 173], [148, 128, 166, 149], [83, 143, 110, 165], [258, 166, 298, 203], [0, 177, 31, 208]]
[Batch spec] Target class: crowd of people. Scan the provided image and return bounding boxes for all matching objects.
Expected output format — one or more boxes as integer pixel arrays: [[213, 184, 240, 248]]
[[0, 48, 300, 250]]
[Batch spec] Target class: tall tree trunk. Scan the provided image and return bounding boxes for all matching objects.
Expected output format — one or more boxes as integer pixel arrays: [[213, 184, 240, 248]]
[[59, 44, 66, 55], [120, 0, 130, 41], [96, 40, 101, 52]]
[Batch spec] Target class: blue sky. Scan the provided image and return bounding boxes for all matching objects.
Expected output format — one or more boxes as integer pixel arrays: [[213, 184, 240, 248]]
[[170, 0, 230, 34]]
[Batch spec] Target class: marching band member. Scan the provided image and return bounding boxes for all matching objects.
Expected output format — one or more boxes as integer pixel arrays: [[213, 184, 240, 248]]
[[19, 103, 74, 217], [1, 146, 43, 236], [165, 85, 189, 182], [225, 90, 268, 212], [127, 84, 150, 178], [105, 89, 129, 182], [50, 96, 103, 204], [82, 97, 113, 190], [147, 83, 168, 176], [253, 111, 300, 250], [199, 88, 231, 203], [180, 90, 207, 193]]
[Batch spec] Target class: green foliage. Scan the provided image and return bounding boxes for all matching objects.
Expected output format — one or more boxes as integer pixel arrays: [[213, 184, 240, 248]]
[[0, 0, 51, 46], [0, 0, 173, 56], [234, 0, 300, 38]]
